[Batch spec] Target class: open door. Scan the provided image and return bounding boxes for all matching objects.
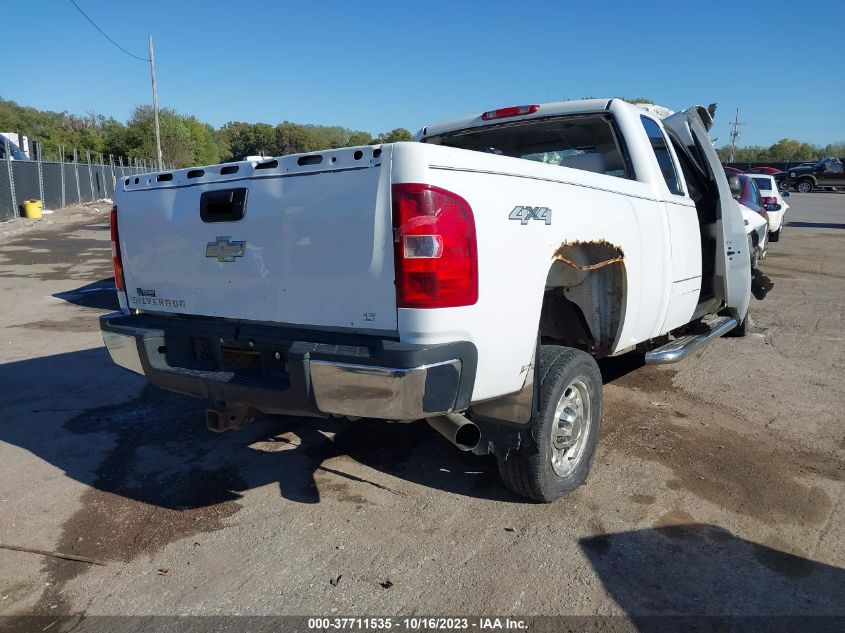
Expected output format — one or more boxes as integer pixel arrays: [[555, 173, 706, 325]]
[[663, 107, 751, 321]]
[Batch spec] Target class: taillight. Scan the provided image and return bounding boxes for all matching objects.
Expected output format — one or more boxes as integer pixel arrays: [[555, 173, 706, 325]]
[[110, 206, 126, 293], [762, 196, 777, 205], [392, 184, 477, 309], [481, 104, 539, 121]]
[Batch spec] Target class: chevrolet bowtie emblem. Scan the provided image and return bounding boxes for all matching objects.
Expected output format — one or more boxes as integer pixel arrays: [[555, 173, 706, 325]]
[[205, 237, 246, 262]]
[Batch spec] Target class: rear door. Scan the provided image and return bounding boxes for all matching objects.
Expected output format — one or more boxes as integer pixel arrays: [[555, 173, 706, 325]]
[[663, 107, 751, 318]]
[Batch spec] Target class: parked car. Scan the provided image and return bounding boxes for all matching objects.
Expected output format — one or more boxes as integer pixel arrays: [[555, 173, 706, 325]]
[[745, 166, 788, 190], [723, 166, 744, 175], [730, 174, 770, 219], [101, 99, 753, 502], [729, 174, 779, 266], [784, 157, 845, 193], [749, 175, 790, 241], [739, 203, 768, 269]]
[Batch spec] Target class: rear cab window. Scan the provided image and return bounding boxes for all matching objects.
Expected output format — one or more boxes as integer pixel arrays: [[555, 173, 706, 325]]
[[751, 176, 773, 192], [421, 113, 634, 180], [640, 116, 683, 196]]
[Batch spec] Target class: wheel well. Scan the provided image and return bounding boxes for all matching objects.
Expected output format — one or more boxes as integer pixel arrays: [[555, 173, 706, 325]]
[[539, 290, 594, 352], [540, 241, 627, 356]]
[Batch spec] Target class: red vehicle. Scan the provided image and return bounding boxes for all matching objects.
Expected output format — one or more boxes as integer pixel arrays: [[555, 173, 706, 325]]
[[723, 166, 744, 175], [745, 166, 782, 175]]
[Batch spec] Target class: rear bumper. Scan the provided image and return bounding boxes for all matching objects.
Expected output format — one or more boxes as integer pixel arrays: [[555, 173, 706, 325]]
[[99, 312, 476, 421]]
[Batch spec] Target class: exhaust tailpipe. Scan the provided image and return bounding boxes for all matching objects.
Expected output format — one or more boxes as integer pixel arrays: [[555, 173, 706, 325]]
[[426, 413, 481, 451]]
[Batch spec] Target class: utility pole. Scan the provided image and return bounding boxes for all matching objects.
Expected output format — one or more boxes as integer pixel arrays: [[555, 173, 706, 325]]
[[728, 108, 741, 163], [148, 35, 163, 171]]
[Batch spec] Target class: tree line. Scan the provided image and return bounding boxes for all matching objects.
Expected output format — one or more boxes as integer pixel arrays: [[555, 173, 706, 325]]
[[715, 138, 845, 163], [0, 97, 413, 167], [2, 96, 841, 167]]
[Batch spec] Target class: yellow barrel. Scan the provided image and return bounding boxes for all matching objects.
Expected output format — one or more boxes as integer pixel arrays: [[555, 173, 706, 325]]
[[22, 199, 43, 219]]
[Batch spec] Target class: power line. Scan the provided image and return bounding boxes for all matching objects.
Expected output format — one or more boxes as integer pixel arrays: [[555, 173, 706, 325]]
[[68, 0, 149, 62], [67, 0, 163, 171], [742, 122, 844, 131], [728, 108, 742, 162]]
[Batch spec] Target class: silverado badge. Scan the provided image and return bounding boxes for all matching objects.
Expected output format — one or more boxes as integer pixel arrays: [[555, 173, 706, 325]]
[[206, 236, 246, 262]]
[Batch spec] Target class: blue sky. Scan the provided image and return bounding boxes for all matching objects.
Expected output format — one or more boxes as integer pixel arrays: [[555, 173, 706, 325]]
[[3, 0, 844, 147]]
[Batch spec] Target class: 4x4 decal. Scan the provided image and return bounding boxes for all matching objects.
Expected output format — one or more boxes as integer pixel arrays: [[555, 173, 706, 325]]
[[509, 206, 551, 225]]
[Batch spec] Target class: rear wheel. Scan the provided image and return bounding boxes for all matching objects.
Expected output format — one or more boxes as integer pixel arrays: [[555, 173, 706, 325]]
[[797, 179, 813, 193], [769, 228, 781, 242], [497, 346, 603, 502]]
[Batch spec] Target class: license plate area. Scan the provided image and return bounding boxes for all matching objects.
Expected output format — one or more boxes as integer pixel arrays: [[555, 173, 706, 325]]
[[222, 346, 264, 376]]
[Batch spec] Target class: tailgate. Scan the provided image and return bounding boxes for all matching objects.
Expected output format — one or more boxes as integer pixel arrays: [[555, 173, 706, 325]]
[[116, 146, 397, 331]]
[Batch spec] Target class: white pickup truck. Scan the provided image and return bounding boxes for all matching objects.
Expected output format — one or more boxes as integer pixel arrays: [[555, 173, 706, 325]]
[[101, 99, 751, 502]]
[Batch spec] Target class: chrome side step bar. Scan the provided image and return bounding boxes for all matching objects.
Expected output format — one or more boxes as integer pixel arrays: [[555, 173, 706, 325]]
[[645, 316, 738, 365]]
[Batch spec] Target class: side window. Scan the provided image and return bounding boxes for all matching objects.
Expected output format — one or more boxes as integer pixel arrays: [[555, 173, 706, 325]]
[[826, 159, 843, 174], [751, 181, 762, 207], [641, 116, 683, 195]]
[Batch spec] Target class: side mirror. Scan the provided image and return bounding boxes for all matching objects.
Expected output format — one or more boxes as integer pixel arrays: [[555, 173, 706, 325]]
[[781, 191, 791, 198], [765, 203, 782, 212]]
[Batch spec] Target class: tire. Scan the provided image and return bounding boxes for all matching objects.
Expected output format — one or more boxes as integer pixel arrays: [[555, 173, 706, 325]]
[[497, 346, 603, 502], [797, 179, 813, 193], [769, 228, 780, 242]]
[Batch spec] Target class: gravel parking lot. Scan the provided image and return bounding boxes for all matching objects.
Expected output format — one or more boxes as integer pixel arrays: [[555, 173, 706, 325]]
[[0, 195, 843, 625]]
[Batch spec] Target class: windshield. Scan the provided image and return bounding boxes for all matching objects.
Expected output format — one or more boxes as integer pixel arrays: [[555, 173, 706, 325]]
[[422, 114, 633, 179]]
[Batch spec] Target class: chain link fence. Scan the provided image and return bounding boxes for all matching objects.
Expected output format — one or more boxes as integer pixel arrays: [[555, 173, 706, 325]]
[[0, 140, 165, 223]]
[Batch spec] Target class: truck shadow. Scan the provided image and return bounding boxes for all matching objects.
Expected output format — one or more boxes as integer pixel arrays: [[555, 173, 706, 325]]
[[0, 347, 516, 516], [580, 524, 845, 624], [53, 277, 119, 311], [598, 353, 646, 384], [785, 221, 845, 230]]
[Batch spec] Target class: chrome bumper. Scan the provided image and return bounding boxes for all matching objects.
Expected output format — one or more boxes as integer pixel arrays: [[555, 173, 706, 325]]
[[310, 359, 461, 420], [102, 330, 145, 375], [101, 327, 463, 421]]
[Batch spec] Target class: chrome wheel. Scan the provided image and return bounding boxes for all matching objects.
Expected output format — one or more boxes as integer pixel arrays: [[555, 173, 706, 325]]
[[497, 346, 603, 502], [550, 379, 591, 477]]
